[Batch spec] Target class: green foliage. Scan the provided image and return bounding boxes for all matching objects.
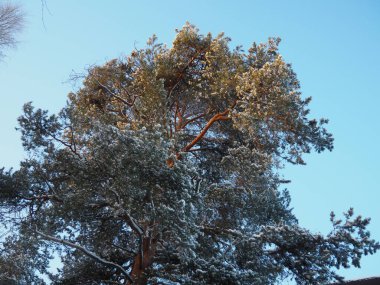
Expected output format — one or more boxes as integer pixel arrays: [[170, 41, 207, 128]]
[[0, 23, 378, 285]]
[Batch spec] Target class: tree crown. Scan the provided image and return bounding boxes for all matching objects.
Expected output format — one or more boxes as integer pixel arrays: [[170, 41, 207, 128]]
[[0, 23, 378, 285]]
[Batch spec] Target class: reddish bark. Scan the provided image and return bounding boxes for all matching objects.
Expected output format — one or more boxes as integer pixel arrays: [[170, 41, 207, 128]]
[[182, 109, 230, 152], [128, 237, 157, 285]]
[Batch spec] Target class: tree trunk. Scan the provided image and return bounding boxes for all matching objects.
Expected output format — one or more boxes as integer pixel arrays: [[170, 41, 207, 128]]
[[128, 237, 156, 285]]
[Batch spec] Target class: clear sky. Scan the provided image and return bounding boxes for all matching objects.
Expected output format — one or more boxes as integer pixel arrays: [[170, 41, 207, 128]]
[[0, 0, 379, 281]]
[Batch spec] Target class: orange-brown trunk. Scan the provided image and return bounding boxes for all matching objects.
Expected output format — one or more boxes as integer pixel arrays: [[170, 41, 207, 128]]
[[128, 237, 156, 285]]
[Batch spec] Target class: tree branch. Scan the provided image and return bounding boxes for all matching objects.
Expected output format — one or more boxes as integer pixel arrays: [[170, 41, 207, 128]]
[[182, 109, 230, 152], [118, 212, 144, 237], [48, 131, 82, 159], [179, 112, 206, 130], [36, 230, 133, 283], [20, 194, 63, 203], [182, 100, 236, 152], [167, 48, 205, 99], [90, 75, 136, 107]]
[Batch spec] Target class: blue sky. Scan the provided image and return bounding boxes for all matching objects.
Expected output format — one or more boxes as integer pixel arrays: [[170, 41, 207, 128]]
[[0, 0, 379, 281]]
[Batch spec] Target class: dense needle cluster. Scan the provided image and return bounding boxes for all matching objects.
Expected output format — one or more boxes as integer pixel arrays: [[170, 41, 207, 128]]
[[0, 23, 378, 284]]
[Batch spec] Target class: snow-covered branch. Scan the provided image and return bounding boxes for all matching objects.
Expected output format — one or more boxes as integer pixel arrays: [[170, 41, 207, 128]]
[[36, 230, 133, 283]]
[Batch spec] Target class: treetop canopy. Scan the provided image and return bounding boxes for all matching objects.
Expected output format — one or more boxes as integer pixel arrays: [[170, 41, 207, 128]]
[[0, 23, 377, 285]]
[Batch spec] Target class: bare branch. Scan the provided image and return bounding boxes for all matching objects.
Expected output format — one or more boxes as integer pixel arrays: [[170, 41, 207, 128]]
[[36, 230, 133, 283], [0, 3, 24, 56]]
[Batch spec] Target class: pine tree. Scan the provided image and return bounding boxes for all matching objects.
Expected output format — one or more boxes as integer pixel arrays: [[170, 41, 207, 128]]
[[0, 23, 378, 285]]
